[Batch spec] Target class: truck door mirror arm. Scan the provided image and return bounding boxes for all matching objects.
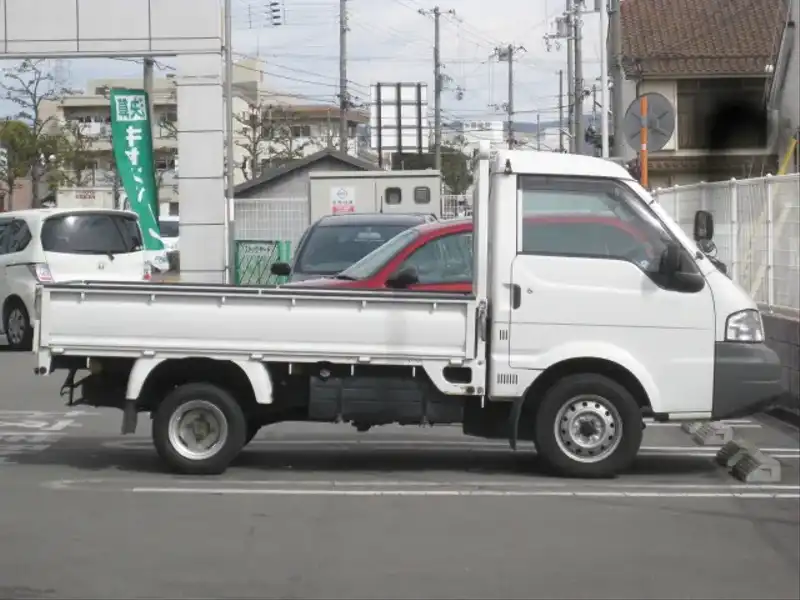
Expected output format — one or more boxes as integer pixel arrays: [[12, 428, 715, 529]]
[[658, 243, 705, 293]]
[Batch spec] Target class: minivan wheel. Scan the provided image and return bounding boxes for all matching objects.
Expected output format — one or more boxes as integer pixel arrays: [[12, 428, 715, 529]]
[[533, 373, 643, 478], [4, 302, 33, 350], [152, 383, 247, 475]]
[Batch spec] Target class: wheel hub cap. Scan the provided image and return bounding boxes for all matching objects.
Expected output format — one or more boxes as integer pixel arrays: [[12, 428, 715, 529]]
[[167, 400, 229, 461], [554, 395, 623, 463]]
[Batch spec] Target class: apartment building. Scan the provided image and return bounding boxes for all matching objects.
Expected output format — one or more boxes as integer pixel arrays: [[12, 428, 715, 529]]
[[41, 59, 370, 216]]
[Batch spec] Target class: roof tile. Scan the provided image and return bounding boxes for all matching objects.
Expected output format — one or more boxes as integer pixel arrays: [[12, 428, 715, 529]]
[[621, 0, 787, 76]]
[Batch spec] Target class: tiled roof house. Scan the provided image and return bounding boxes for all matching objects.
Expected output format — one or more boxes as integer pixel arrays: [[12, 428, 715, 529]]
[[617, 0, 788, 184]]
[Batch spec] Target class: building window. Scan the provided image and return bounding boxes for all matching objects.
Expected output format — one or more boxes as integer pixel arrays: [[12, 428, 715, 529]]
[[413, 186, 430, 204], [168, 202, 179, 216], [291, 125, 311, 138], [677, 78, 767, 150], [385, 187, 402, 205]]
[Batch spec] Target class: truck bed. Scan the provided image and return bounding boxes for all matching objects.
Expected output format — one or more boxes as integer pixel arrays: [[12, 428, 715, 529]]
[[35, 281, 478, 367]]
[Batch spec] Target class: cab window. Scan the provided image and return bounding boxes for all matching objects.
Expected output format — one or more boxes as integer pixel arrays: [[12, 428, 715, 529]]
[[517, 176, 692, 275], [399, 232, 473, 284]]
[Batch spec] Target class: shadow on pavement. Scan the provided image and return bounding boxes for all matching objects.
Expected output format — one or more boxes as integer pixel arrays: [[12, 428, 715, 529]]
[[6, 437, 721, 480]]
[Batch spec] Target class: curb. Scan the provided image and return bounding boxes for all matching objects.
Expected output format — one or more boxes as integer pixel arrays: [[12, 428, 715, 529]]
[[766, 406, 800, 429], [715, 438, 782, 483]]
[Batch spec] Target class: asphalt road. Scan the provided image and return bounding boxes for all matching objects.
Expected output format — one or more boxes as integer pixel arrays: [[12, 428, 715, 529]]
[[1, 342, 799, 599]]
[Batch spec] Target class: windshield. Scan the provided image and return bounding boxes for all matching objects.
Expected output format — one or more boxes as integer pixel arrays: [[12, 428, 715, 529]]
[[338, 228, 421, 280], [159, 220, 179, 238], [294, 223, 413, 275], [41, 213, 143, 255]]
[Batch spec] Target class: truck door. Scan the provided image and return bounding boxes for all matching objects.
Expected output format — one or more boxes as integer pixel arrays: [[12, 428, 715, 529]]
[[508, 175, 715, 415]]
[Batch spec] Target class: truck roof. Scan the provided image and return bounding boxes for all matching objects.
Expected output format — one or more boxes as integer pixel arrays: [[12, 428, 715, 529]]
[[494, 149, 634, 180], [315, 213, 436, 227]]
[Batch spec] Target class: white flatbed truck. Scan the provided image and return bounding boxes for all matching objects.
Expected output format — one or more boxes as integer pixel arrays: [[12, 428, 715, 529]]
[[32, 145, 787, 477]]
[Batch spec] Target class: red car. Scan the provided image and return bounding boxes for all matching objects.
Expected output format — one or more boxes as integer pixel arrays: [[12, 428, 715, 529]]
[[284, 214, 655, 293]]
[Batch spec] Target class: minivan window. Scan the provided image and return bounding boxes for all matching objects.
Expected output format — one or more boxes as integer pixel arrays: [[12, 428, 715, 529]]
[[41, 213, 143, 255], [295, 224, 411, 275]]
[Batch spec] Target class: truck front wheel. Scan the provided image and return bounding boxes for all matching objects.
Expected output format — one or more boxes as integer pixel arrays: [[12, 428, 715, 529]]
[[153, 383, 247, 475], [533, 374, 643, 478]]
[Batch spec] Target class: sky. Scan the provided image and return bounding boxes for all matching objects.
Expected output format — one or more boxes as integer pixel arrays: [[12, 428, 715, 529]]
[[0, 0, 606, 134]]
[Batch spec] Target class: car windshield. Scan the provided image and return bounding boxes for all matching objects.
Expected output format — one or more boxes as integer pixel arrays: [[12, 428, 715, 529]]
[[338, 228, 421, 280], [294, 223, 414, 275], [159, 220, 179, 238], [41, 213, 143, 255]]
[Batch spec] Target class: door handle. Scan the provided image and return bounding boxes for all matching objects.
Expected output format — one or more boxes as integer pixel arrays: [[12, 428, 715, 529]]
[[511, 284, 521, 309]]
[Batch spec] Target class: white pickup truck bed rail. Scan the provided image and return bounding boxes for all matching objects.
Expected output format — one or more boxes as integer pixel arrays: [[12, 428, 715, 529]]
[[36, 282, 478, 367]]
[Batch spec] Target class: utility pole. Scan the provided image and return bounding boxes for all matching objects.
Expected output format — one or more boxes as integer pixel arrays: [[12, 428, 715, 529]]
[[494, 44, 524, 149], [536, 114, 541, 150], [420, 7, 455, 170], [598, 0, 610, 157], [609, 0, 624, 157], [338, 0, 348, 153], [558, 69, 564, 152], [544, 5, 574, 151], [573, 0, 584, 155], [566, 0, 575, 152]]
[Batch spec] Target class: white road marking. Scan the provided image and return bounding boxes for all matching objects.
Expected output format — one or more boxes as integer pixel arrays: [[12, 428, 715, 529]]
[[44, 479, 800, 491], [98, 437, 800, 458], [126, 487, 800, 499], [0, 410, 100, 417]]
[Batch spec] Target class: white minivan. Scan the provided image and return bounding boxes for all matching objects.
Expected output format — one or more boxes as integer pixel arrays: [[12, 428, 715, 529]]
[[0, 208, 149, 350]]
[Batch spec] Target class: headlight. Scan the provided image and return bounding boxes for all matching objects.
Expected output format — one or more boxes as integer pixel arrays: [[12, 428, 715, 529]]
[[725, 309, 764, 343]]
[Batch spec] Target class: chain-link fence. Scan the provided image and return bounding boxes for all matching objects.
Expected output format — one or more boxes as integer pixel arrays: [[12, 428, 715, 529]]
[[653, 174, 800, 316]]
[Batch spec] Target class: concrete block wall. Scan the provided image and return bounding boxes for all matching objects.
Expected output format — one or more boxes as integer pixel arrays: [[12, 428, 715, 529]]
[[762, 313, 800, 412]]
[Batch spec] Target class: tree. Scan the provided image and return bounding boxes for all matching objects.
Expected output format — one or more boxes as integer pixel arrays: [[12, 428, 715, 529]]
[[233, 103, 313, 181], [51, 120, 98, 187], [0, 119, 35, 211], [440, 135, 474, 195], [1, 59, 73, 206]]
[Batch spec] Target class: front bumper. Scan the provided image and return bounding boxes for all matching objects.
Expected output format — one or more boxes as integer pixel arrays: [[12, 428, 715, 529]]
[[711, 342, 788, 420]]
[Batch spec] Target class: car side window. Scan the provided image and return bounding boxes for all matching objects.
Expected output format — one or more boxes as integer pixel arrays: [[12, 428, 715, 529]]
[[0, 220, 10, 255], [400, 232, 473, 284], [518, 176, 674, 274], [5, 220, 32, 254]]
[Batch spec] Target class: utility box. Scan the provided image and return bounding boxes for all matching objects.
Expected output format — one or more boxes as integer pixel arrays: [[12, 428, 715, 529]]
[[308, 170, 442, 223]]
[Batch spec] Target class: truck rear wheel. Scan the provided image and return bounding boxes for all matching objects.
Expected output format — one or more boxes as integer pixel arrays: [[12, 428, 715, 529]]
[[533, 373, 643, 478], [152, 383, 247, 475]]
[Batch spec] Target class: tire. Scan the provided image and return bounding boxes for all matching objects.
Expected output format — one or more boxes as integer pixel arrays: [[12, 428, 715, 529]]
[[533, 373, 643, 478], [152, 382, 247, 475], [3, 301, 33, 351]]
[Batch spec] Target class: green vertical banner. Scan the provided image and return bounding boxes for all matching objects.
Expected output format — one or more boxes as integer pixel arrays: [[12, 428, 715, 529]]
[[109, 89, 166, 268]]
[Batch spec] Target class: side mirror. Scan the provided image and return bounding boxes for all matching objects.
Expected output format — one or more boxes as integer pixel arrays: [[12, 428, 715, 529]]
[[386, 265, 419, 288], [659, 243, 682, 276], [270, 262, 291, 277], [693, 210, 714, 242]]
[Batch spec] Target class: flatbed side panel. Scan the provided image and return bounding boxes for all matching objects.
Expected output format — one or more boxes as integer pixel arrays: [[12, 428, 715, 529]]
[[39, 288, 475, 362]]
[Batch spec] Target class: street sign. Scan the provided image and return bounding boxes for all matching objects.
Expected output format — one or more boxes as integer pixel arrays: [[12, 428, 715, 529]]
[[623, 92, 676, 152]]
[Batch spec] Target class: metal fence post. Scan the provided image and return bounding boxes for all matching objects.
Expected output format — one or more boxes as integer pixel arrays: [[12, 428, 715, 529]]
[[730, 178, 739, 281], [765, 174, 775, 309]]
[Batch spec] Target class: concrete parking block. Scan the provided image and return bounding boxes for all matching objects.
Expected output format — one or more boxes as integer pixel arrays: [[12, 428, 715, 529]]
[[716, 439, 783, 483], [691, 423, 734, 446], [681, 422, 734, 445]]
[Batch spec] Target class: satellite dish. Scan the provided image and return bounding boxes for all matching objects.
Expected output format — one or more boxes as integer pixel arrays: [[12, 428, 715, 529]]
[[623, 92, 676, 152]]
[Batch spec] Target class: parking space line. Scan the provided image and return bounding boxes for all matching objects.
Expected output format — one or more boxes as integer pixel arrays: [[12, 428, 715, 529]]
[[125, 487, 800, 499]]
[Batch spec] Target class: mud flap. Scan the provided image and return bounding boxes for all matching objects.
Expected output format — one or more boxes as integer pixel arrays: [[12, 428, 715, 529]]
[[121, 399, 138, 434], [508, 395, 525, 451]]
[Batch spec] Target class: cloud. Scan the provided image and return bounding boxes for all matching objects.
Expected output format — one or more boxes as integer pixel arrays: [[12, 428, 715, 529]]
[[0, 0, 607, 129]]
